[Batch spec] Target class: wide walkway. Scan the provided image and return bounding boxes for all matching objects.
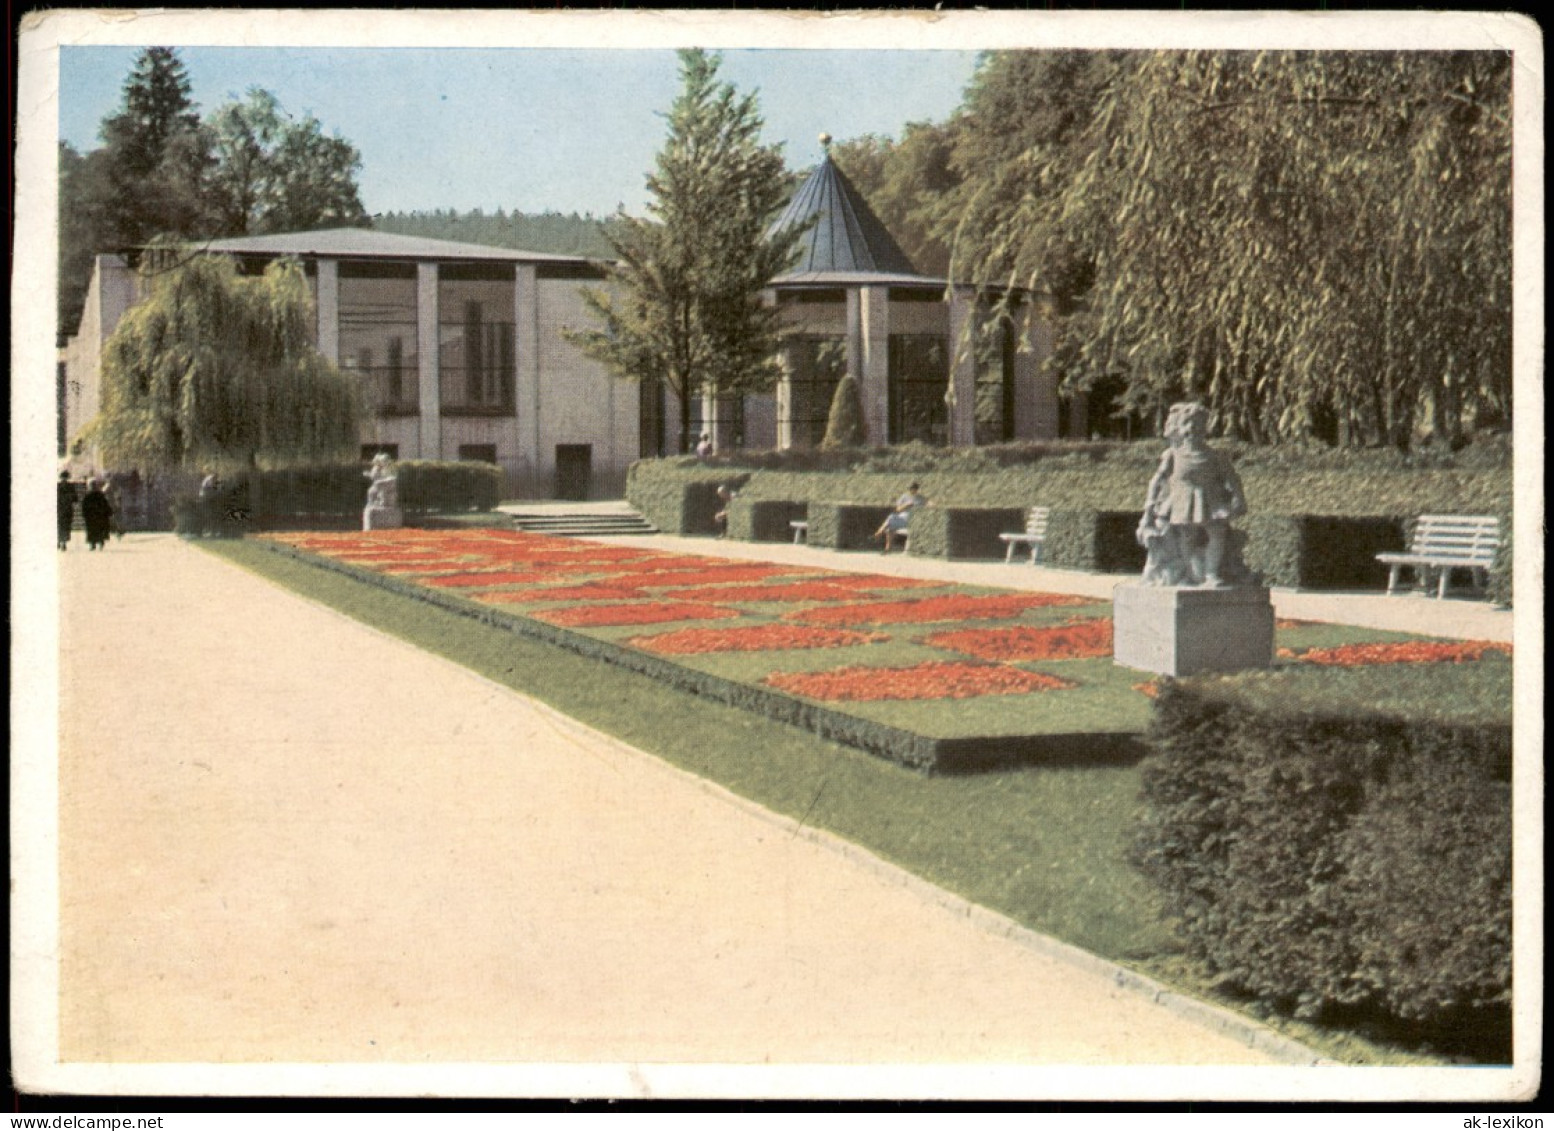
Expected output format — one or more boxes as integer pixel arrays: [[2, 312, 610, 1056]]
[[53, 533, 1314, 1076]]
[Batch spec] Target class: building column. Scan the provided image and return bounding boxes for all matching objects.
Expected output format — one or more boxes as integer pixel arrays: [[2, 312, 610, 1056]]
[[315, 259, 339, 364], [514, 265, 540, 496], [947, 286, 978, 446], [856, 286, 890, 444], [1012, 295, 1060, 440], [417, 262, 441, 460]]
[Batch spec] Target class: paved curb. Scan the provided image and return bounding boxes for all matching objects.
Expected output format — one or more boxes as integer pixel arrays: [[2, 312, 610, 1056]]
[[211, 541, 1337, 1069]]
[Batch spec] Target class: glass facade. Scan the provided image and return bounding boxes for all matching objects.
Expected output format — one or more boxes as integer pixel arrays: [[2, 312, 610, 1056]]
[[974, 318, 1015, 445], [339, 263, 418, 416], [888, 334, 949, 445], [439, 265, 516, 416], [780, 336, 847, 448]]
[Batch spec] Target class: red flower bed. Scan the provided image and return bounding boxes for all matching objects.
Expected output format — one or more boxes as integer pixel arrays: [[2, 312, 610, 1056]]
[[379, 561, 510, 575], [651, 581, 868, 604], [421, 570, 549, 588], [765, 661, 1077, 701], [630, 624, 888, 655], [1284, 640, 1512, 666], [527, 602, 743, 627], [493, 583, 652, 602], [924, 618, 1115, 661], [790, 592, 1097, 627], [1133, 681, 1160, 699], [637, 568, 808, 589]]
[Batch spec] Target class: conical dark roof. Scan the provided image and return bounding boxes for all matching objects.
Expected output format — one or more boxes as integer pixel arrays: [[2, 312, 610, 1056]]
[[771, 155, 919, 278]]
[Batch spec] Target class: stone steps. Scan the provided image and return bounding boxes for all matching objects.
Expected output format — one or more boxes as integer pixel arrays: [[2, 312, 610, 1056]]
[[508, 511, 659, 538]]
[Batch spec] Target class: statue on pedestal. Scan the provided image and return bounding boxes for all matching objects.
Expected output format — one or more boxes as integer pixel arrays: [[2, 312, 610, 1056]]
[[1136, 402, 1250, 588], [363, 452, 403, 530]]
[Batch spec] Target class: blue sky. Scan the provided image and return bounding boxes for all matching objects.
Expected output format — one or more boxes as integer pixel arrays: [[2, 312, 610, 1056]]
[[60, 47, 982, 217]]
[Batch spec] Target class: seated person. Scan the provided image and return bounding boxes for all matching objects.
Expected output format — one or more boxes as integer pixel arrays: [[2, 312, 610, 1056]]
[[875, 482, 925, 553], [713, 485, 735, 537]]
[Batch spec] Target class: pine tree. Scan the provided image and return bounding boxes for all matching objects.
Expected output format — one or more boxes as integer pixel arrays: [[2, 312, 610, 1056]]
[[567, 49, 808, 453]]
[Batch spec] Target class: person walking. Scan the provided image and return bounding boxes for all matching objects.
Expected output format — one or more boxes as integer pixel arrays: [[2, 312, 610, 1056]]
[[57, 471, 78, 551], [81, 478, 115, 551]]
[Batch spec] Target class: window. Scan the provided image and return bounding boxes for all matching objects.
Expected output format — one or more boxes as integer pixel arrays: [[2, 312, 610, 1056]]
[[974, 317, 1015, 445], [640, 379, 666, 458], [458, 444, 498, 465], [888, 334, 949, 445], [780, 336, 847, 448], [439, 268, 516, 416], [691, 393, 746, 450], [340, 263, 418, 416]]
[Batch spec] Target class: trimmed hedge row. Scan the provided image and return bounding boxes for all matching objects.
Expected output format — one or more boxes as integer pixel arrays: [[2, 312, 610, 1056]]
[[1131, 666, 1512, 1040], [627, 453, 1512, 595], [231, 461, 502, 519]]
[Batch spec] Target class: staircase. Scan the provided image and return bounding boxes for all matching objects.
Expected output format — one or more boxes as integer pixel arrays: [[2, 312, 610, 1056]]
[[506, 505, 659, 538]]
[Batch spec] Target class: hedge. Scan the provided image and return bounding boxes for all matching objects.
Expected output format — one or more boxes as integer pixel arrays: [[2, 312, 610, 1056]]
[[225, 461, 502, 520], [628, 444, 1512, 593], [1130, 665, 1512, 1043]]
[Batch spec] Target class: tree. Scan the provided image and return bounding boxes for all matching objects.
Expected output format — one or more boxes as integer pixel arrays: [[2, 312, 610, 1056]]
[[568, 49, 806, 453], [821, 373, 866, 449], [96, 46, 212, 250], [84, 252, 362, 473], [206, 88, 369, 236], [939, 50, 1513, 447], [830, 121, 960, 278]]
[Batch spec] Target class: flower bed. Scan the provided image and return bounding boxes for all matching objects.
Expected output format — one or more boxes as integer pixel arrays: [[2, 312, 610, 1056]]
[[924, 619, 1114, 662], [630, 624, 888, 655], [484, 583, 653, 603], [660, 581, 876, 604], [765, 661, 1078, 702], [1280, 640, 1512, 666], [790, 592, 1099, 627], [526, 601, 743, 627]]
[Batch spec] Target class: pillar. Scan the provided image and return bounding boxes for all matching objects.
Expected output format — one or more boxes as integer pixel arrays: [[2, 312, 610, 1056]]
[[855, 286, 890, 444], [515, 264, 540, 496], [417, 262, 441, 460], [947, 286, 978, 446]]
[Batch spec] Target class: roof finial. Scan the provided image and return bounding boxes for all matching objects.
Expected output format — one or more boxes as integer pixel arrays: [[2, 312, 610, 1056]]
[[819, 132, 832, 151]]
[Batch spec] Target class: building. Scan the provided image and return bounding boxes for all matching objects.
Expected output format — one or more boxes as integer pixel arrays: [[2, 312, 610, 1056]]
[[61, 155, 1065, 500], [689, 148, 1062, 455], [62, 229, 634, 499]]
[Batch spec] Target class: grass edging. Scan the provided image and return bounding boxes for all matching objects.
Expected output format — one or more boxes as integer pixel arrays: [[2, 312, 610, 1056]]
[[203, 538, 1452, 1067]]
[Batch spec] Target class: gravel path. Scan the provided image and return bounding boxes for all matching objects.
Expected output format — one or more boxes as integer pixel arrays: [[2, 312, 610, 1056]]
[[55, 534, 1307, 1074]]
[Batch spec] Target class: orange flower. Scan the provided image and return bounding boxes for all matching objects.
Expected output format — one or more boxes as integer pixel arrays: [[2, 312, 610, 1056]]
[[765, 661, 1077, 701]]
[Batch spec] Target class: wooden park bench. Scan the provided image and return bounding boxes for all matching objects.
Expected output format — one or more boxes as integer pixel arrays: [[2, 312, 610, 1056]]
[[1376, 514, 1500, 599], [999, 506, 1051, 564]]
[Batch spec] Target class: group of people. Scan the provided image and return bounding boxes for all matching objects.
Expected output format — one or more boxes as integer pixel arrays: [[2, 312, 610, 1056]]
[[57, 471, 118, 552]]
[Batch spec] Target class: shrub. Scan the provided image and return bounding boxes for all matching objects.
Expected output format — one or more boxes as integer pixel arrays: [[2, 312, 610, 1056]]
[[396, 460, 500, 512], [821, 375, 866, 448], [1131, 664, 1512, 1038]]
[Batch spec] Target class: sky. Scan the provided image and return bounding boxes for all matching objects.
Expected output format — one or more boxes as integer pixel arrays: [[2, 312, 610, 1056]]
[[59, 46, 983, 218]]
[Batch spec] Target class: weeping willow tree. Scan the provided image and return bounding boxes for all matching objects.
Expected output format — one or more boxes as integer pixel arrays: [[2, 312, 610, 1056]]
[[85, 252, 362, 473], [942, 50, 1512, 447]]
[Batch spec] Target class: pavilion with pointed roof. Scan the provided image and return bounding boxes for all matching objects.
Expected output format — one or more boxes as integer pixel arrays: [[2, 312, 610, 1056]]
[[696, 141, 1060, 454]]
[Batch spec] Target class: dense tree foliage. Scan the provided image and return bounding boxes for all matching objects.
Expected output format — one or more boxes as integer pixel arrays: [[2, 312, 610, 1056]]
[[373, 208, 614, 257], [827, 122, 958, 278], [937, 50, 1513, 447], [205, 88, 368, 236], [58, 48, 369, 339], [85, 254, 361, 471], [568, 50, 807, 453]]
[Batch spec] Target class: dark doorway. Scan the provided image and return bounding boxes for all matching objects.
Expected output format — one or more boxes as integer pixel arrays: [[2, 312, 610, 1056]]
[[555, 444, 592, 501]]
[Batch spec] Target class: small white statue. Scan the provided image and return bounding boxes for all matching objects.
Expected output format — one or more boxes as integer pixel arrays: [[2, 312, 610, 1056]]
[[365, 452, 399, 510]]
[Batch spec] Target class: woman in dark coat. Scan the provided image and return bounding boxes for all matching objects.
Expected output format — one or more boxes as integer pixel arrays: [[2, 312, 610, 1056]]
[[81, 478, 115, 551], [57, 472, 77, 551]]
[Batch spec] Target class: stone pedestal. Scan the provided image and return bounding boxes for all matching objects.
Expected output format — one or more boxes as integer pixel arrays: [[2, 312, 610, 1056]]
[[363, 505, 403, 532], [1112, 583, 1274, 677]]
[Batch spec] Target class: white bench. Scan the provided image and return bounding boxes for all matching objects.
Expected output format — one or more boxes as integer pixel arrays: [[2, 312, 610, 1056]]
[[999, 506, 1051, 564], [1376, 514, 1500, 599], [790, 520, 809, 544]]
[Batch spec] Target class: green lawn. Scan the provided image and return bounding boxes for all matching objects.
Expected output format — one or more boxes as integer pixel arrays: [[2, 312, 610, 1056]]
[[207, 538, 1472, 1066]]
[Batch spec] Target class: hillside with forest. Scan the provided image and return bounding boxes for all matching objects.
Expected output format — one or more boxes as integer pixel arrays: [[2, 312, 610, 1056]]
[[372, 209, 614, 258]]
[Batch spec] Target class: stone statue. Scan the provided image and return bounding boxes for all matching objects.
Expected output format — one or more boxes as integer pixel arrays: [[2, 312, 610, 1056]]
[[1136, 402, 1250, 588], [363, 452, 403, 530]]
